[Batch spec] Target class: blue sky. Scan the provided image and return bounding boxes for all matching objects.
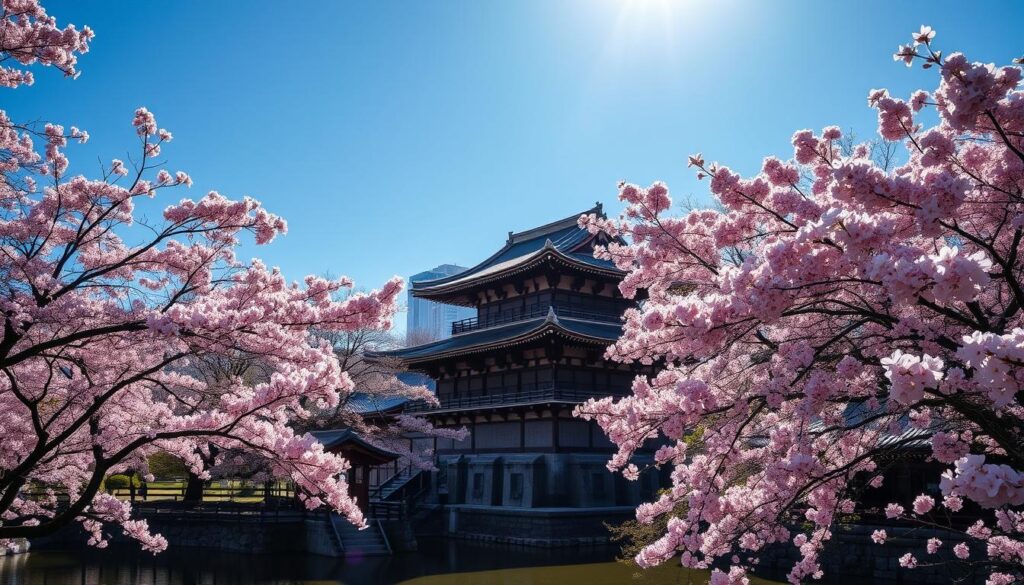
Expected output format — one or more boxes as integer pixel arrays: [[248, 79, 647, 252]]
[[9, 1, 1023, 334]]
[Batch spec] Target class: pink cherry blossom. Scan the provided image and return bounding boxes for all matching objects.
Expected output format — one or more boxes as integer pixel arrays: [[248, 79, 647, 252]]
[[940, 455, 1024, 508], [943, 494, 964, 512], [881, 351, 943, 405], [885, 503, 905, 519], [895, 44, 918, 67], [913, 495, 935, 515], [0, 0, 92, 88], [132, 107, 157, 136], [709, 567, 749, 585], [910, 90, 930, 112], [899, 553, 918, 569], [574, 24, 1024, 585], [931, 431, 969, 464], [954, 543, 971, 559], [0, 2, 437, 553], [913, 25, 935, 46]]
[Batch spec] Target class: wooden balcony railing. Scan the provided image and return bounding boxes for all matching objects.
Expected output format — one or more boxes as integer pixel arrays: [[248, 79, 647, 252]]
[[450, 304, 620, 335], [22, 480, 296, 505], [404, 384, 620, 413]]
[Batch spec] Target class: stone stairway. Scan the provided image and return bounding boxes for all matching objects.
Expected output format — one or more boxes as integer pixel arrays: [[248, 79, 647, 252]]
[[327, 512, 391, 557], [376, 467, 418, 501]]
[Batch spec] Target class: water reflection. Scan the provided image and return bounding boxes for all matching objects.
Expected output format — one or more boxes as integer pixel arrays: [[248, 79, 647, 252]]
[[2, 541, 598, 585], [0, 540, 783, 585]]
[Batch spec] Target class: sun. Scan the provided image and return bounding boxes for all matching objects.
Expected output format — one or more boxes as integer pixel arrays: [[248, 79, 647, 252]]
[[615, 0, 679, 21], [601, 0, 684, 66]]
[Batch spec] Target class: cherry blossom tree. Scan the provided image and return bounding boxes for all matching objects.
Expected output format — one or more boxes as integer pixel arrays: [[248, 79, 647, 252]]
[[0, 0, 407, 553], [577, 26, 1024, 585], [305, 322, 467, 469], [202, 315, 467, 489], [0, 0, 91, 88]]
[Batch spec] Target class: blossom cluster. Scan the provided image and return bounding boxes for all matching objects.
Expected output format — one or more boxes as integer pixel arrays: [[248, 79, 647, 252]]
[[576, 25, 1024, 584], [0, 1, 413, 553], [0, 1, 92, 87]]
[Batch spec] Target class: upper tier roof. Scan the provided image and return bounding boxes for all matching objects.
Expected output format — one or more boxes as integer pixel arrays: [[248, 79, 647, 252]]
[[369, 309, 622, 366], [411, 203, 624, 302]]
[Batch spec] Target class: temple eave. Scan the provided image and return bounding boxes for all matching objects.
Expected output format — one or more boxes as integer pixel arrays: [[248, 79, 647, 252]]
[[406, 399, 587, 416], [412, 250, 625, 304], [371, 319, 620, 368]]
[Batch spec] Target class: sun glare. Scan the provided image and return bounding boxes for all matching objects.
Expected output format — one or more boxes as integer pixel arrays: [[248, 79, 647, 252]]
[[602, 0, 684, 67], [615, 0, 679, 28]]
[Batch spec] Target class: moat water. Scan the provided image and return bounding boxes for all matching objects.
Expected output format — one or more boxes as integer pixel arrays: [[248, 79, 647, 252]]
[[0, 539, 785, 585]]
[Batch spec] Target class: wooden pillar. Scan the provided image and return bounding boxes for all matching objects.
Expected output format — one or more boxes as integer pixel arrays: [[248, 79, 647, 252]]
[[520, 413, 526, 450], [552, 412, 560, 452]]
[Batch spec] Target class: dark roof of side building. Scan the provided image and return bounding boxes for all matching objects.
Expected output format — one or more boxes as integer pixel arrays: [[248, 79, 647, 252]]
[[346, 373, 434, 415], [309, 428, 399, 462]]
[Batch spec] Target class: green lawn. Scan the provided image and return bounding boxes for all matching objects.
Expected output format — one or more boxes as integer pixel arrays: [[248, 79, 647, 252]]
[[107, 479, 292, 503], [396, 561, 783, 585]]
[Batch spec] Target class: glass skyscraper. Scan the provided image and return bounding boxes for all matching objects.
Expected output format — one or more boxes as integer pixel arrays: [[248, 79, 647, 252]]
[[406, 264, 474, 342]]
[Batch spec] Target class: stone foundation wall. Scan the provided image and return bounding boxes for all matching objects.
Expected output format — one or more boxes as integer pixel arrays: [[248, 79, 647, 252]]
[[380, 519, 418, 552], [445, 504, 634, 546], [31, 511, 337, 556], [303, 517, 343, 557], [757, 525, 987, 585], [436, 453, 658, 509], [30, 510, 424, 559]]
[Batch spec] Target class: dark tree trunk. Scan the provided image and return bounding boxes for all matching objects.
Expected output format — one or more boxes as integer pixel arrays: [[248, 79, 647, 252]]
[[183, 472, 204, 505], [182, 445, 219, 505]]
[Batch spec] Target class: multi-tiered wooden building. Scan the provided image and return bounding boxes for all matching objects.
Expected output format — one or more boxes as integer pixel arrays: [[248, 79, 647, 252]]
[[373, 204, 660, 545]]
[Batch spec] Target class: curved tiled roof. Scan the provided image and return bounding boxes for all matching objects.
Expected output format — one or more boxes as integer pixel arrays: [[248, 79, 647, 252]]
[[369, 311, 622, 366], [412, 204, 624, 299], [309, 429, 399, 461], [345, 373, 434, 415]]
